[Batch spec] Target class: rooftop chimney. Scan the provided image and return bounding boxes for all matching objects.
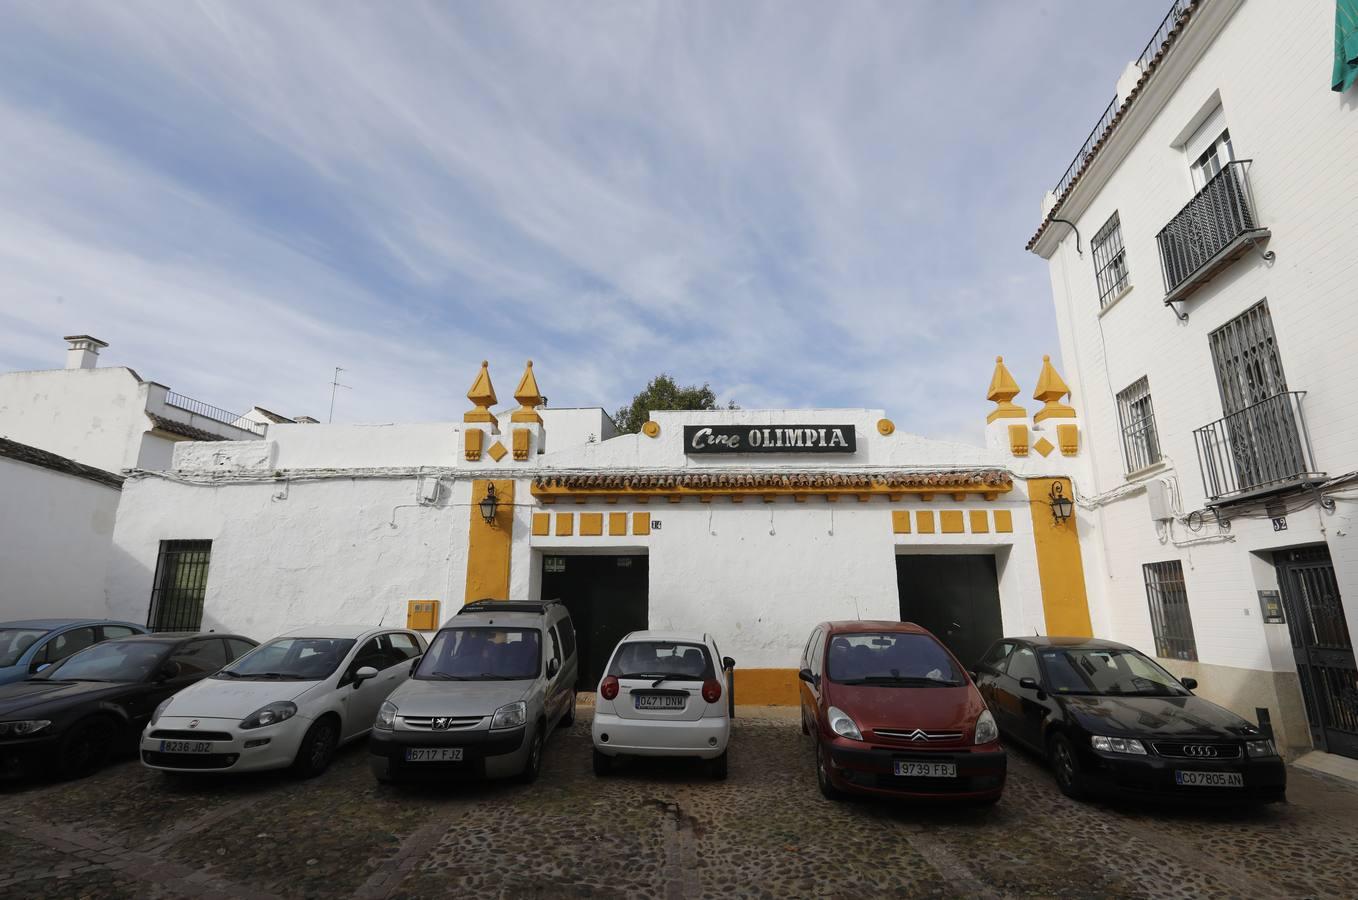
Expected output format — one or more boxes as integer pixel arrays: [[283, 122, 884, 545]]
[[63, 335, 109, 370]]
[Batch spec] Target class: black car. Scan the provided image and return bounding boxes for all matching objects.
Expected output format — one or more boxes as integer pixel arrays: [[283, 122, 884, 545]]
[[0, 632, 256, 779], [972, 637, 1285, 804]]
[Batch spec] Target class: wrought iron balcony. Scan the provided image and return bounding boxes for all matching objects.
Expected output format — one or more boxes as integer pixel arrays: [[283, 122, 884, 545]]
[[1193, 391, 1325, 504], [1157, 160, 1270, 305], [165, 391, 266, 436]]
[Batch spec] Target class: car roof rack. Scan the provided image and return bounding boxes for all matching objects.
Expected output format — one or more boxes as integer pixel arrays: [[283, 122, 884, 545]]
[[457, 598, 563, 616]]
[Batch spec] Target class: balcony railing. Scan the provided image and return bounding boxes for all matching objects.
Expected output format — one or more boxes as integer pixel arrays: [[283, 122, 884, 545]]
[[165, 391, 266, 436], [1156, 160, 1269, 304], [1193, 391, 1325, 504]]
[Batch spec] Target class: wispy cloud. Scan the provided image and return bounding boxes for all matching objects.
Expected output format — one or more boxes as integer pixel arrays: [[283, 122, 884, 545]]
[[0, 0, 1169, 439]]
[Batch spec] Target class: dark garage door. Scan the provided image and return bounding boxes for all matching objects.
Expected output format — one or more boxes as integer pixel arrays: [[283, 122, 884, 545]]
[[541, 554, 649, 690], [896, 554, 1003, 670]]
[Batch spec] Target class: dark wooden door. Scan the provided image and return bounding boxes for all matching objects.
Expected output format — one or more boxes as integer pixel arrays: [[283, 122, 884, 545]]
[[540, 555, 649, 690], [1279, 546, 1358, 759], [896, 554, 1003, 670]]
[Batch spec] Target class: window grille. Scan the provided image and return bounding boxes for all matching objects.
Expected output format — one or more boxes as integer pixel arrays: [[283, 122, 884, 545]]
[[1116, 377, 1161, 473], [1143, 561, 1198, 661], [148, 540, 212, 632], [1092, 212, 1130, 308]]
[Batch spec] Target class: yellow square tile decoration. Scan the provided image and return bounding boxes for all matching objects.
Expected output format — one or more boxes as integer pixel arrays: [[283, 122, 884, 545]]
[[916, 510, 936, 534]]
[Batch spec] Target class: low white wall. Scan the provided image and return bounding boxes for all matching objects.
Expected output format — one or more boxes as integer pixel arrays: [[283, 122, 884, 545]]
[[0, 457, 120, 618]]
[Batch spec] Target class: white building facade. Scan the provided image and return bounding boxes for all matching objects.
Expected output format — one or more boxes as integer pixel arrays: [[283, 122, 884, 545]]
[[1030, 0, 1358, 758], [104, 358, 1099, 706]]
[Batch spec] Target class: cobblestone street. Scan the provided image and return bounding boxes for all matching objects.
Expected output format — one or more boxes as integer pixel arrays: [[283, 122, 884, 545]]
[[3, 708, 1358, 899]]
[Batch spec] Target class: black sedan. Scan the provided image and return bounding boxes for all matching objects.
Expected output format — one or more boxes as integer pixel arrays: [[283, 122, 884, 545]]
[[0, 632, 256, 779], [972, 637, 1285, 804]]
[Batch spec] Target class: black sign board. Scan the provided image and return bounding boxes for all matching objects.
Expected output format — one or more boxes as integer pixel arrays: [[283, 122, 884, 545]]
[[1258, 589, 1286, 624], [683, 424, 857, 454]]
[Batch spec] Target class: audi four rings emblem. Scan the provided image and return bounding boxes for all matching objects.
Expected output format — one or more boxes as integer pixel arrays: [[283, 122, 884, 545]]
[[1184, 745, 1218, 757]]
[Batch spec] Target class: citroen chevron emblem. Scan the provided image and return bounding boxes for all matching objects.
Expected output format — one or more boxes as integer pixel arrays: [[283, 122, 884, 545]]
[[908, 728, 929, 741]]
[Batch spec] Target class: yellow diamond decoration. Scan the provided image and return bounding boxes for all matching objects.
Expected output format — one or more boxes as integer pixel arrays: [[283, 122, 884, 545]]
[[1033, 437, 1055, 457], [487, 441, 508, 462]]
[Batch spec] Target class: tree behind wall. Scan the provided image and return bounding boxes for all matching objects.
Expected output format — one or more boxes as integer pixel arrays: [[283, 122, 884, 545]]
[[613, 374, 738, 434]]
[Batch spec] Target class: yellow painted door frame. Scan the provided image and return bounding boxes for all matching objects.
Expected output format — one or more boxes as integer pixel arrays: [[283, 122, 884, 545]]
[[465, 479, 515, 602]]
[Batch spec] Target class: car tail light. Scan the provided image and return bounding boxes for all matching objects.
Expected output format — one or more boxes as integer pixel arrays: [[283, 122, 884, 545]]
[[702, 679, 722, 704], [600, 676, 619, 701]]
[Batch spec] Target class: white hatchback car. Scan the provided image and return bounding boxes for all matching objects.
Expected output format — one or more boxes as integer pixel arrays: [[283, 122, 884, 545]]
[[591, 631, 733, 779], [141, 625, 425, 777]]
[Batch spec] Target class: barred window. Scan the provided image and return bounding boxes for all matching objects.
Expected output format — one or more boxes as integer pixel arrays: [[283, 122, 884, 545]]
[[1092, 212, 1130, 308], [1143, 561, 1197, 661], [1116, 377, 1161, 473], [148, 540, 212, 632]]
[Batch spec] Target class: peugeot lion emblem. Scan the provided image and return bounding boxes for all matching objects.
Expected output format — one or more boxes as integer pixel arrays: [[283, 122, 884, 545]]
[[1185, 745, 1218, 757], [432, 717, 450, 731], [188, 720, 199, 729]]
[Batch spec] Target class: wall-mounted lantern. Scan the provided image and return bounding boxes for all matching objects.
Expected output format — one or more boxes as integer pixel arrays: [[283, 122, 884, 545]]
[[1049, 481, 1074, 525], [478, 483, 499, 525]]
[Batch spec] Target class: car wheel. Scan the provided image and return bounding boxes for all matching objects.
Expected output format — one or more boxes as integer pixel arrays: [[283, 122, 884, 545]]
[[518, 725, 544, 784], [815, 740, 843, 801], [726, 671, 735, 719], [710, 750, 729, 780], [292, 718, 339, 779], [592, 748, 612, 776], [561, 692, 576, 727], [58, 717, 117, 778], [1049, 733, 1087, 800]]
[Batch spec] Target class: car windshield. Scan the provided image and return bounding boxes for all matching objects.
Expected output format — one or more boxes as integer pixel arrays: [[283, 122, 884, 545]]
[[609, 641, 713, 681], [1040, 647, 1190, 697], [43, 641, 168, 682], [216, 638, 357, 681], [826, 632, 964, 686], [0, 628, 48, 668], [416, 628, 541, 681]]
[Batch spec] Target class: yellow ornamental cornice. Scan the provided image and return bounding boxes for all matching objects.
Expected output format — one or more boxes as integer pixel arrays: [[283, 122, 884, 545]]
[[1032, 355, 1076, 422], [510, 360, 544, 424], [464, 360, 498, 424], [986, 356, 1027, 423]]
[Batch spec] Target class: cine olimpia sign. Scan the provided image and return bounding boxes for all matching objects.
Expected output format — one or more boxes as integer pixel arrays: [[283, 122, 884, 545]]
[[684, 424, 857, 455]]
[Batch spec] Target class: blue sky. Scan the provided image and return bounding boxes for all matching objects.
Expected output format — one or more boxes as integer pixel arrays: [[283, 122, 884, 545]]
[[0, 1, 1171, 441]]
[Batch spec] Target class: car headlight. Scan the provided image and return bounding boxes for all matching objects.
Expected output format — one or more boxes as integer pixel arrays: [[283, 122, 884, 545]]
[[375, 700, 398, 731], [150, 698, 173, 727], [1091, 734, 1147, 755], [0, 720, 52, 738], [827, 706, 862, 741], [1246, 739, 1278, 758], [974, 709, 999, 745], [490, 701, 526, 730], [239, 701, 298, 730]]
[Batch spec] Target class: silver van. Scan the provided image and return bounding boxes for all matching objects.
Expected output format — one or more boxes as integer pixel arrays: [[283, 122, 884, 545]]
[[368, 599, 578, 783]]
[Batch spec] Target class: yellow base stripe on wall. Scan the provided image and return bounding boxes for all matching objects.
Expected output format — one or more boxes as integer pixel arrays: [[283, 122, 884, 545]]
[[732, 668, 799, 706]]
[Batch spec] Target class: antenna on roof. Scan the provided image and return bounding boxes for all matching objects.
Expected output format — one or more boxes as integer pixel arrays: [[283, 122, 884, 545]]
[[328, 367, 351, 423]]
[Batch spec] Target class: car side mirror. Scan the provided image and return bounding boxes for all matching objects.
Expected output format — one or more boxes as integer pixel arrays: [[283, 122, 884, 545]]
[[409, 656, 422, 676], [547, 658, 561, 678], [156, 660, 183, 682], [1180, 677, 1198, 690], [723, 656, 736, 670], [353, 665, 379, 687], [797, 667, 818, 686], [1018, 676, 1040, 691]]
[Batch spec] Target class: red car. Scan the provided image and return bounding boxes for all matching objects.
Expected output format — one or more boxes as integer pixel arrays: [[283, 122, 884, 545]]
[[798, 621, 1006, 804]]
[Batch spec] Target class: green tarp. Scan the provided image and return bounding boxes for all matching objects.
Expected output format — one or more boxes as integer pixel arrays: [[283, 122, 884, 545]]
[[1336, 0, 1358, 91]]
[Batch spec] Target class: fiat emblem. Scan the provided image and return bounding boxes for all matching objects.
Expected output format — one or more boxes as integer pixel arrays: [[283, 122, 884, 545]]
[[188, 720, 199, 729]]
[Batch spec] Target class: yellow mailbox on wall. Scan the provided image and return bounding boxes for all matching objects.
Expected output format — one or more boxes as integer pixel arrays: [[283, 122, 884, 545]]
[[406, 600, 440, 630]]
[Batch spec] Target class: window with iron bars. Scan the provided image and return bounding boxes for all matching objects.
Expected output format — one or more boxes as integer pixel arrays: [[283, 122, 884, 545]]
[[1092, 212, 1130, 308], [147, 540, 212, 632], [1116, 377, 1161, 473], [1143, 561, 1198, 661]]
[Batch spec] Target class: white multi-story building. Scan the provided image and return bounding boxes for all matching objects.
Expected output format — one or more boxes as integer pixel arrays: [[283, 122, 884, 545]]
[[1029, 0, 1358, 759], [0, 335, 287, 473]]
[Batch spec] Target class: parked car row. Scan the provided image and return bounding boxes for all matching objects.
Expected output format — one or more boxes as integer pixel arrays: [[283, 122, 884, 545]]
[[0, 608, 1286, 807]]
